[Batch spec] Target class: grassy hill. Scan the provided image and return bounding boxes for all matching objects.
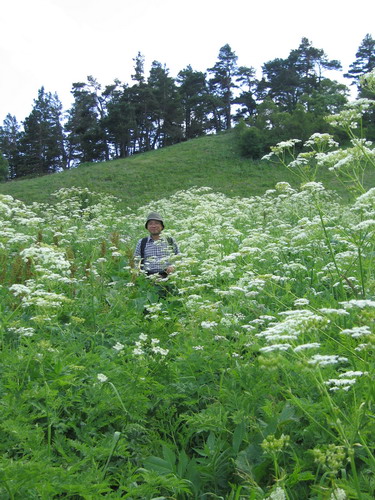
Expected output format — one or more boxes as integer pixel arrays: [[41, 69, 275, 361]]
[[0, 131, 371, 209], [1, 130, 374, 498]]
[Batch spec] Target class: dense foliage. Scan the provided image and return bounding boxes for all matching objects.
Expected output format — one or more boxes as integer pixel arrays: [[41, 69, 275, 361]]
[[1, 35, 374, 179], [0, 92, 375, 498]]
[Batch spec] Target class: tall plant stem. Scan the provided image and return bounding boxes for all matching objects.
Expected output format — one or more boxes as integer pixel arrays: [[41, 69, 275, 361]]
[[315, 201, 347, 298]]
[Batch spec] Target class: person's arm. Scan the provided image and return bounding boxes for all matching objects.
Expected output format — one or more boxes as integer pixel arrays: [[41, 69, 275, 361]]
[[134, 239, 141, 258], [133, 239, 142, 270], [173, 239, 180, 255], [166, 238, 179, 274]]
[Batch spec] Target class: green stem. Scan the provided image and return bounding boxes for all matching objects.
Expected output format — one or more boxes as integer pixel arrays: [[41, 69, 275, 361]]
[[286, 389, 337, 441], [357, 246, 366, 298], [102, 431, 121, 479], [108, 382, 128, 415], [348, 448, 363, 500], [315, 202, 347, 298]]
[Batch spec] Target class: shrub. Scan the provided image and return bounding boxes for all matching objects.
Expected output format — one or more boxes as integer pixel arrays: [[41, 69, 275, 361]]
[[234, 120, 268, 158]]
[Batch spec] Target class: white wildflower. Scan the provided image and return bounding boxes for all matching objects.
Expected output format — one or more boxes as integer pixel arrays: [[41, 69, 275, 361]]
[[133, 347, 144, 356], [303, 133, 339, 149], [293, 343, 321, 352], [319, 308, 349, 316], [8, 326, 36, 337], [294, 298, 310, 306], [151, 346, 169, 356], [340, 370, 368, 378], [340, 326, 372, 338], [112, 342, 125, 351], [201, 321, 218, 329], [97, 373, 108, 383], [325, 378, 357, 391], [340, 299, 375, 309], [308, 354, 348, 367], [268, 486, 286, 500], [351, 219, 375, 232], [355, 343, 370, 351], [330, 488, 347, 500], [260, 344, 291, 352], [169, 331, 180, 337], [301, 182, 325, 192], [270, 139, 301, 153]]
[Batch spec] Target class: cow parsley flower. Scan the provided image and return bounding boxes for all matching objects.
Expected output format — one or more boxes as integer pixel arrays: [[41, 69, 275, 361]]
[[268, 486, 286, 500], [133, 347, 144, 356], [308, 354, 348, 366], [294, 298, 310, 306], [325, 378, 357, 391], [260, 344, 291, 352], [355, 343, 370, 351], [340, 299, 375, 309], [8, 326, 35, 337], [293, 342, 321, 352], [340, 326, 372, 338], [331, 488, 347, 500], [97, 373, 108, 383], [112, 342, 125, 351], [151, 346, 169, 356], [201, 321, 218, 329]]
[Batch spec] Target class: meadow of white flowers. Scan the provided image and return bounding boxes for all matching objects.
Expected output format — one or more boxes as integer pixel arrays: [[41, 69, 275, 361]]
[[1, 81, 375, 498], [0, 174, 374, 498]]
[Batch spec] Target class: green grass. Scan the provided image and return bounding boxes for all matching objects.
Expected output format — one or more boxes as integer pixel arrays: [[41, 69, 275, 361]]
[[1, 131, 370, 209], [1, 185, 374, 499], [1, 123, 375, 498]]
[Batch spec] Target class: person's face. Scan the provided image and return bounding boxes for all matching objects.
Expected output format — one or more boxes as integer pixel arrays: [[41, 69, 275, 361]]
[[147, 219, 163, 236]]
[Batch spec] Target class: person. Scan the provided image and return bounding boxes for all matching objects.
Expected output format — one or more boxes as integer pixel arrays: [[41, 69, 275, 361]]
[[134, 212, 180, 279]]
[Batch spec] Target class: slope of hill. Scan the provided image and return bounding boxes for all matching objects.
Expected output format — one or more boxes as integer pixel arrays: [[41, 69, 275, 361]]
[[0, 131, 369, 209]]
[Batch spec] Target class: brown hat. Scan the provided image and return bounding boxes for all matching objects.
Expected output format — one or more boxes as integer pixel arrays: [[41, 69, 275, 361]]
[[145, 212, 164, 229]]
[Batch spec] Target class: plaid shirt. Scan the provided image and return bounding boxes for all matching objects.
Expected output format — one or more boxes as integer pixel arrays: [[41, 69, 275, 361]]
[[134, 236, 179, 273]]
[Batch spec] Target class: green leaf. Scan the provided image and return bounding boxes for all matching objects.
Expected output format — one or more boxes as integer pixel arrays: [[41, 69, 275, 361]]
[[143, 456, 174, 475], [162, 444, 176, 467], [232, 421, 246, 454], [176, 449, 189, 476]]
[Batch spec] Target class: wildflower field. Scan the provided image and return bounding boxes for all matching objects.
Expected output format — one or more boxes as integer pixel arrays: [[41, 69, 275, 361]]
[[1, 97, 375, 499]]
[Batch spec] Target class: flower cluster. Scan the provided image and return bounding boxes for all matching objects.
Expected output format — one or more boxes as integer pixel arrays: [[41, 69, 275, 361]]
[[132, 333, 169, 358]]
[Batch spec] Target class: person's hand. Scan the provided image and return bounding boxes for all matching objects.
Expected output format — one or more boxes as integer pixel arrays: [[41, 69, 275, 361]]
[[166, 266, 175, 274]]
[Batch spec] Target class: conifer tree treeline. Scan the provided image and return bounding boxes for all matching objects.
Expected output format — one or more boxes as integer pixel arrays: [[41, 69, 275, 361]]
[[1, 35, 374, 179]]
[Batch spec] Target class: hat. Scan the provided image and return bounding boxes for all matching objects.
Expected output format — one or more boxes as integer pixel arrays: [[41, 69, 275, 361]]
[[145, 212, 164, 229]]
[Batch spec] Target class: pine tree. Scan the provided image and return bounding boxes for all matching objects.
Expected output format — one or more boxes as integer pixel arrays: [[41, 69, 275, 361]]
[[208, 44, 239, 130], [103, 83, 136, 157], [259, 38, 342, 112], [129, 54, 156, 152], [233, 65, 258, 121], [147, 61, 183, 148], [0, 151, 9, 181], [344, 34, 375, 93], [65, 80, 108, 165], [20, 87, 66, 176], [132, 52, 145, 85], [176, 65, 210, 138], [0, 114, 23, 178]]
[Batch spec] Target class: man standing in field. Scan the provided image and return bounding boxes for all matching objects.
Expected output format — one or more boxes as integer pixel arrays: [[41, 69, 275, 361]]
[[134, 212, 179, 278]]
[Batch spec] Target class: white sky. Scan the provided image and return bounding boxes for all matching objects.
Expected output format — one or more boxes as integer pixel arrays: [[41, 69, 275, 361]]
[[1, 0, 374, 122]]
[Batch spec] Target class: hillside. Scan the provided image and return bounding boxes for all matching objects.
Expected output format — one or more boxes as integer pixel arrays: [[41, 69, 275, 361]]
[[0, 131, 368, 209], [1, 128, 375, 498]]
